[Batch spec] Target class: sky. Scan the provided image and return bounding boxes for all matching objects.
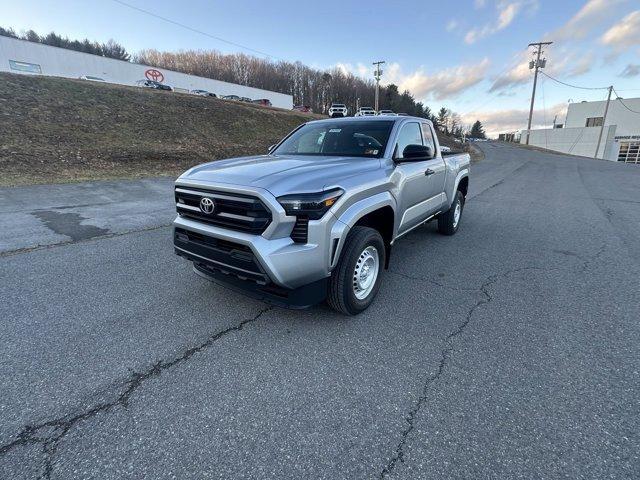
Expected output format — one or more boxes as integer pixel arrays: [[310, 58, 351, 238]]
[[3, 0, 640, 136]]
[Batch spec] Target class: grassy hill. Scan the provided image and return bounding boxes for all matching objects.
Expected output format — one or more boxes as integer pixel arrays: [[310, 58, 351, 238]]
[[0, 72, 320, 186]]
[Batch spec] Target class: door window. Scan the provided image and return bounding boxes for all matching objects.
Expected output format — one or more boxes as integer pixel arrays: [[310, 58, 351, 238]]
[[395, 122, 423, 159], [420, 123, 436, 152]]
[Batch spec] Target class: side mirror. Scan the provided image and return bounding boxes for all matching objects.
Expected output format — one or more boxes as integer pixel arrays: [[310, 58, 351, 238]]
[[399, 144, 432, 161]]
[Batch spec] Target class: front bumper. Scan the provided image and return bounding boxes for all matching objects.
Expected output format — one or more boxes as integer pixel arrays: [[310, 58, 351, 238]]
[[174, 214, 346, 288], [173, 218, 335, 308], [172, 179, 350, 305], [191, 262, 327, 309]]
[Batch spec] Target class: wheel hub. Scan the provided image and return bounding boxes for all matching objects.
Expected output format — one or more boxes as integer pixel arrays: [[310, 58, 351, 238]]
[[453, 201, 462, 227], [353, 246, 379, 300]]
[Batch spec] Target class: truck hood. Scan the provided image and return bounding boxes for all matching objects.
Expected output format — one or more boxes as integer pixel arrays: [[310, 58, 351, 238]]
[[181, 154, 382, 197]]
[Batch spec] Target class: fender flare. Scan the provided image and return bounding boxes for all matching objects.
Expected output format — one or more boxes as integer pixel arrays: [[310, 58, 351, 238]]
[[329, 192, 397, 269], [450, 168, 469, 202]]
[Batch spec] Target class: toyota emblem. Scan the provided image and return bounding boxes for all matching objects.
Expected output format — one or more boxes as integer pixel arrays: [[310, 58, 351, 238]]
[[199, 197, 215, 214], [145, 68, 164, 82]]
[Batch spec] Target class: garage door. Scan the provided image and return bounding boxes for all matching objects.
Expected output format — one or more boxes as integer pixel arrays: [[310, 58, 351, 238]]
[[617, 141, 640, 164]]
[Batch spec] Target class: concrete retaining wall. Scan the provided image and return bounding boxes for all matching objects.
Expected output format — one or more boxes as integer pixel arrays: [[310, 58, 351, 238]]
[[521, 125, 617, 160], [0, 36, 293, 109]]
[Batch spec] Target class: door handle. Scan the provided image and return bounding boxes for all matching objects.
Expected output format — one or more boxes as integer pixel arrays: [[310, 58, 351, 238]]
[[425, 168, 435, 176]]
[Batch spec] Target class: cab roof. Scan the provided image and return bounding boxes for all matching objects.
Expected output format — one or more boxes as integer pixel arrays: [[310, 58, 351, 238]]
[[307, 115, 433, 126]]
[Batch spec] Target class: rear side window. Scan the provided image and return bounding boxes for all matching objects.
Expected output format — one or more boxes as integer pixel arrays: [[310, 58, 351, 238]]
[[420, 123, 436, 151], [395, 122, 423, 159]]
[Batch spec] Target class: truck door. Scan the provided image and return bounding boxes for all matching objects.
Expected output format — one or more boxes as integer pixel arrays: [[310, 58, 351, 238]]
[[420, 122, 447, 200], [394, 122, 447, 234]]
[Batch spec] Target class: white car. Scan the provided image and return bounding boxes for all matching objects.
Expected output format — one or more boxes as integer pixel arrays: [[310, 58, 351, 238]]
[[79, 75, 105, 82], [191, 89, 217, 97], [329, 103, 348, 118], [440, 145, 451, 153], [377, 110, 397, 116], [355, 107, 376, 117]]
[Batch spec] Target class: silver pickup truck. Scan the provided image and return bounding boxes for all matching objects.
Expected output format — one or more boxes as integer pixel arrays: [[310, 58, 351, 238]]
[[173, 116, 470, 314]]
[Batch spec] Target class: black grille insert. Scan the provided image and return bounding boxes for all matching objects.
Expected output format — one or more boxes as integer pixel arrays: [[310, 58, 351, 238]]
[[175, 187, 271, 234], [174, 227, 266, 283], [291, 216, 309, 243]]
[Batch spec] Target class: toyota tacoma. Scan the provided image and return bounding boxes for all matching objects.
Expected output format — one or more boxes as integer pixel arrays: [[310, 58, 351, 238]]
[[173, 116, 470, 314]]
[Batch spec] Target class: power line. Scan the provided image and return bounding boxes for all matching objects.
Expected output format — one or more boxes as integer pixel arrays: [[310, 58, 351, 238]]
[[538, 70, 608, 91], [110, 0, 282, 60], [612, 88, 640, 114]]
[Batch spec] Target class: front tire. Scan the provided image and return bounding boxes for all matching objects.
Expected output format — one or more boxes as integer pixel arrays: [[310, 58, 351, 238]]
[[328, 226, 385, 315], [438, 190, 464, 235]]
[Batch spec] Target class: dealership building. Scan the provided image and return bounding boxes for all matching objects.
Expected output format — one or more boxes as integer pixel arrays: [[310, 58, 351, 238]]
[[521, 97, 640, 163], [0, 36, 293, 109]]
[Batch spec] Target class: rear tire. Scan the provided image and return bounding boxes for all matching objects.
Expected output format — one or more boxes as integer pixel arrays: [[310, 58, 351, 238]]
[[328, 226, 385, 315], [438, 190, 464, 235]]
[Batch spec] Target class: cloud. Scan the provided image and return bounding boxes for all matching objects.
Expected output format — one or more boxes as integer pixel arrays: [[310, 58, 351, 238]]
[[335, 62, 370, 78], [497, 2, 520, 29], [619, 63, 640, 78], [336, 59, 490, 101], [387, 59, 491, 101], [475, 0, 487, 8], [461, 103, 567, 137], [554, 0, 625, 41], [566, 51, 595, 77], [489, 46, 595, 93], [601, 10, 640, 54], [465, 0, 529, 44], [446, 19, 459, 32], [488, 51, 531, 92], [488, 0, 626, 93]]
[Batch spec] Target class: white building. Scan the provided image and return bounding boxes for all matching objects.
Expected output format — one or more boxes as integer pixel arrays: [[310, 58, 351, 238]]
[[521, 97, 640, 163], [0, 36, 293, 109]]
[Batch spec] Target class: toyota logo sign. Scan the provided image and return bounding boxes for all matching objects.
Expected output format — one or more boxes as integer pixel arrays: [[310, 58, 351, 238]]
[[199, 197, 215, 214], [145, 69, 164, 82]]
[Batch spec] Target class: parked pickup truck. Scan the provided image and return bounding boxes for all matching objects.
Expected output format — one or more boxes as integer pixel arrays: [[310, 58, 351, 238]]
[[173, 116, 470, 314]]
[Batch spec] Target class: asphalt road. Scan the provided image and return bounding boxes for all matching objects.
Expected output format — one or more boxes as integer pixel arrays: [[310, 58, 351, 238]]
[[0, 143, 638, 479]]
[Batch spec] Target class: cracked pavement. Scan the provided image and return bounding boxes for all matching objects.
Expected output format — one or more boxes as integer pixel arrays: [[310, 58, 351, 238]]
[[1, 142, 639, 479]]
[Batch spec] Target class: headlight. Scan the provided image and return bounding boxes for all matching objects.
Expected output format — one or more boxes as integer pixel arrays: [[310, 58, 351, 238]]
[[277, 188, 344, 220]]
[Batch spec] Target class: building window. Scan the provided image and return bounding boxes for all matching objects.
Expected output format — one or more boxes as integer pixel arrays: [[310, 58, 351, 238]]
[[617, 142, 640, 164], [585, 117, 603, 127], [9, 60, 42, 74]]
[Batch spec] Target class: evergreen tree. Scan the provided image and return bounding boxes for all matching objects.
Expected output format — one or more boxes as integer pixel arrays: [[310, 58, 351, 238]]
[[470, 120, 486, 139], [437, 107, 450, 134], [0, 27, 130, 61]]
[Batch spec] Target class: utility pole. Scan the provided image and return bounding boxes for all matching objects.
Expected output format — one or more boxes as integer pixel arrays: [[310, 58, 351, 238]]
[[594, 85, 613, 160], [373, 61, 385, 112], [525, 41, 552, 145]]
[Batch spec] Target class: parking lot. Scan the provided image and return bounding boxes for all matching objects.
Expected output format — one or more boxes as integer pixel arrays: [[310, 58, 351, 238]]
[[1, 142, 638, 479]]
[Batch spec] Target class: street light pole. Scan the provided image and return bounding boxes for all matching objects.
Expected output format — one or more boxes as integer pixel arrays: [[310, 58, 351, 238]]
[[525, 41, 552, 145], [373, 61, 385, 112]]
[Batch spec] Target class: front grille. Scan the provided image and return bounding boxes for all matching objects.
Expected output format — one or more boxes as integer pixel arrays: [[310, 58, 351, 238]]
[[291, 216, 309, 243], [175, 187, 272, 234]]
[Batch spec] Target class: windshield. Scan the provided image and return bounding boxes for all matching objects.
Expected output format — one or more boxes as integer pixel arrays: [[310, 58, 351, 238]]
[[274, 121, 394, 158]]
